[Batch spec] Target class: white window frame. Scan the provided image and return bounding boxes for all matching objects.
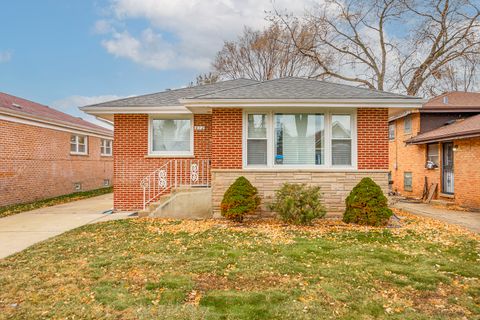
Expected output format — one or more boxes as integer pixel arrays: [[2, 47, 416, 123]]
[[101, 139, 113, 156], [389, 123, 395, 140], [70, 134, 88, 155], [245, 112, 270, 167], [330, 113, 355, 168], [242, 108, 357, 169], [404, 115, 412, 134], [148, 114, 194, 157], [426, 143, 439, 166]]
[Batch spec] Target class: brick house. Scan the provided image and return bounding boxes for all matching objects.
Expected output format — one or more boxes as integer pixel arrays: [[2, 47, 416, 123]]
[[81, 77, 422, 215], [389, 92, 480, 209], [0, 92, 114, 207]]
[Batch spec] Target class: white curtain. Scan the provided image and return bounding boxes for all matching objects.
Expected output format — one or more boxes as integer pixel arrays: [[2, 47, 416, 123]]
[[152, 119, 191, 152]]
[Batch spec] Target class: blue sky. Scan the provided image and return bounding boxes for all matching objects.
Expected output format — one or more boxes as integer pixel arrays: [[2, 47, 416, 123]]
[[0, 0, 315, 125], [0, 1, 195, 121]]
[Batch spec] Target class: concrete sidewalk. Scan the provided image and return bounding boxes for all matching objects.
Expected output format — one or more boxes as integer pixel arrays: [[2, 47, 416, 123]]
[[0, 193, 134, 259], [393, 201, 480, 233]]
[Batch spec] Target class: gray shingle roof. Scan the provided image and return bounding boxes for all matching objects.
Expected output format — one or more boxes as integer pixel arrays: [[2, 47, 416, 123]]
[[84, 78, 258, 108], [186, 77, 418, 100], [407, 114, 480, 144]]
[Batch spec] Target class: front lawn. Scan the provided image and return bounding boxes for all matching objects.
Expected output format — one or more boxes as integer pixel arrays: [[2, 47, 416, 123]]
[[0, 211, 478, 319]]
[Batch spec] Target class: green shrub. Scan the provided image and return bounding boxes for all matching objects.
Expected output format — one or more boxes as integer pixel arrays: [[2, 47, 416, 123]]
[[343, 177, 393, 226], [268, 183, 326, 225], [220, 176, 260, 222]]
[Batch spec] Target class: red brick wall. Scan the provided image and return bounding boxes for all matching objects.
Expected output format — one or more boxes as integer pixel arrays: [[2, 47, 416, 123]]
[[0, 119, 113, 207], [451, 137, 480, 209], [389, 114, 441, 198], [113, 114, 212, 210], [211, 108, 243, 169], [114, 108, 390, 210], [357, 108, 389, 170]]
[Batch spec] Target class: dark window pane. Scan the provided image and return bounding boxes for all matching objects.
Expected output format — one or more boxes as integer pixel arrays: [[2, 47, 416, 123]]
[[247, 140, 267, 165], [332, 140, 351, 165]]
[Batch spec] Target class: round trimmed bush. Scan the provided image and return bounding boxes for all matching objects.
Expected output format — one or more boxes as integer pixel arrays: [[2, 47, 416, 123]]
[[220, 176, 260, 222], [343, 177, 393, 226], [269, 183, 326, 225]]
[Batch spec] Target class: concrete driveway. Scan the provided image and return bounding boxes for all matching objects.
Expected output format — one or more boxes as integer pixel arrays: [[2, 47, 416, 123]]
[[394, 201, 480, 233], [0, 193, 133, 259]]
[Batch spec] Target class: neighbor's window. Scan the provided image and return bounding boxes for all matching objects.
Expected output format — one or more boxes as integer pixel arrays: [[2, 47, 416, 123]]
[[427, 143, 439, 166], [274, 113, 324, 165], [404, 172, 412, 191], [247, 114, 268, 165], [404, 115, 412, 134], [331, 115, 352, 166], [101, 139, 112, 156], [151, 117, 192, 155], [70, 135, 87, 155], [389, 123, 395, 140]]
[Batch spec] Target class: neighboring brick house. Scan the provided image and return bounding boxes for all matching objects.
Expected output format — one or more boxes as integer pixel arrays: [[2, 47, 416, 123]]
[[82, 77, 422, 215], [389, 92, 480, 209], [0, 92, 114, 207]]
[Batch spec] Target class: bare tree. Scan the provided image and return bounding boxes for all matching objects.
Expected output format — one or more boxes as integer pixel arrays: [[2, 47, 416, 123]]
[[212, 24, 319, 81], [189, 72, 220, 87], [423, 55, 480, 95], [397, 0, 480, 96], [273, 0, 480, 96]]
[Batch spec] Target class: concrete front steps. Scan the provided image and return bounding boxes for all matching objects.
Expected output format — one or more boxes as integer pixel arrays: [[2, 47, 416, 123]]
[[139, 187, 213, 219]]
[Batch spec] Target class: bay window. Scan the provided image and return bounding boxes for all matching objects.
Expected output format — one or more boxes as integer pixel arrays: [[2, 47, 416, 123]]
[[244, 110, 355, 168], [275, 114, 324, 165], [150, 116, 193, 155]]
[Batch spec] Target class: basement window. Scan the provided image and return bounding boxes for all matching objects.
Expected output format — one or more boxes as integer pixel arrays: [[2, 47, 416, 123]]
[[70, 135, 88, 155], [404, 172, 412, 191]]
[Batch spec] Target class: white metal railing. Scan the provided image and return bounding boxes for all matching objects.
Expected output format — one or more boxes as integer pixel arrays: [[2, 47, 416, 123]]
[[140, 159, 211, 210]]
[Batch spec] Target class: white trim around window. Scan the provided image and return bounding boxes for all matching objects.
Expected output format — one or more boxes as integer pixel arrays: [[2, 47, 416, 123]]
[[242, 108, 357, 169], [101, 139, 113, 156], [70, 134, 88, 155], [148, 114, 194, 157]]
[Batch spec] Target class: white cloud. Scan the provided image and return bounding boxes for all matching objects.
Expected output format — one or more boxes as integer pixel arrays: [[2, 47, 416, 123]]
[[97, 0, 317, 71], [0, 50, 12, 63], [52, 95, 129, 128], [93, 19, 114, 34]]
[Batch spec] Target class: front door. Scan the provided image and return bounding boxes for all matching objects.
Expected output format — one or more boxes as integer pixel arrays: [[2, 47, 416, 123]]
[[442, 142, 454, 194]]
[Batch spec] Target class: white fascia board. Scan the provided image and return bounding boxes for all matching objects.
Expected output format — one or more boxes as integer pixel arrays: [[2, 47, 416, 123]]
[[180, 98, 426, 109], [0, 108, 113, 138], [0, 113, 113, 139]]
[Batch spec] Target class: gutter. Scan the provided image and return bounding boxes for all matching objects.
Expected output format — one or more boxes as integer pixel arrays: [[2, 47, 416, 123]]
[[180, 98, 426, 108]]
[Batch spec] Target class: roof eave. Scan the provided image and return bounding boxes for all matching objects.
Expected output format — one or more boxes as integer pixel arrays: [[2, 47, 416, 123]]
[[80, 105, 191, 115], [407, 131, 480, 144], [0, 107, 112, 137], [420, 108, 480, 113]]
